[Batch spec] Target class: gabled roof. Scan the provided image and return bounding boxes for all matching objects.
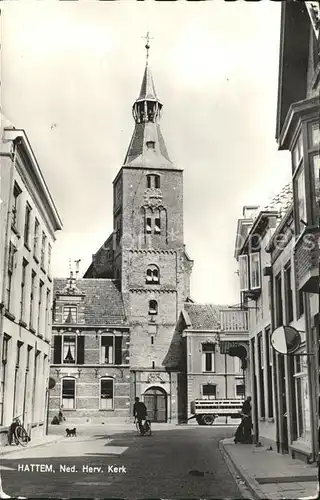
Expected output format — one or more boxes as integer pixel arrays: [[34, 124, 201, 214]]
[[184, 303, 228, 331], [124, 122, 172, 168], [54, 278, 127, 325]]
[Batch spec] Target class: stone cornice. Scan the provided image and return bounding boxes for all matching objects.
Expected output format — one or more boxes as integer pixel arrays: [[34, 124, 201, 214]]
[[278, 97, 320, 150]]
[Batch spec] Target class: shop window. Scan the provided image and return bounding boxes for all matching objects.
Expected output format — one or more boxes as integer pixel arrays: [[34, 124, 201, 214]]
[[61, 378, 76, 410], [100, 378, 114, 410]]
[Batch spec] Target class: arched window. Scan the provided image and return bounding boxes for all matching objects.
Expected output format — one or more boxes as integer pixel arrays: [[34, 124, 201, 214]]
[[146, 265, 160, 284], [100, 377, 114, 410], [61, 377, 76, 409], [146, 174, 161, 189], [149, 300, 158, 315]]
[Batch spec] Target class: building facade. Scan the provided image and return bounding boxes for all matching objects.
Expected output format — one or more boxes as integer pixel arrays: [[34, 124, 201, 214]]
[[233, 2, 319, 464], [48, 276, 130, 423], [176, 304, 248, 421], [276, 1, 319, 463], [59, 53, 194, 423], [0, 127, 62, 445]]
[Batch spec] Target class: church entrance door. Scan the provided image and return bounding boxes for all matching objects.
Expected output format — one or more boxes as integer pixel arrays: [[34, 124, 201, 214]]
[[143, 386, 167, 422]]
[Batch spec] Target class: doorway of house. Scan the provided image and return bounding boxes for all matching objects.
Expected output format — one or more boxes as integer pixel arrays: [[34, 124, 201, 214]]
[[143, 386, 167, 422]]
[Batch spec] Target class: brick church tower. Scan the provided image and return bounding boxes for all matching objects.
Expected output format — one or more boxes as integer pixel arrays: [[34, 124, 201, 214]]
[[85, 40, 193, 422]]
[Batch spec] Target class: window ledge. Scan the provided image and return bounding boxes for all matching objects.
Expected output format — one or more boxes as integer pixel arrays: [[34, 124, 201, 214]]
[[19, 320, 27, 328], [29, 326, 36, 334], [267, 417, 275, 423], [24, 242, 31, 252], [33, 255, 39, 264], [40, 266, 47, 275], [48, 274, 52, 283], [37, 333, 44, 339], [259, 417, 266, 422], [4, 310, 15, 321]]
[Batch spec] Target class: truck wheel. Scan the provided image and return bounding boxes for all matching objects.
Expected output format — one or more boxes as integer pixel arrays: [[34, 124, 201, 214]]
[[202, 414, 215, 426]]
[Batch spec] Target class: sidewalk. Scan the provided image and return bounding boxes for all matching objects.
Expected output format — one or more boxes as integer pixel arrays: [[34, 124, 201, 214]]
[[220, 438, 319, 500], [0, 433, 64, 457]]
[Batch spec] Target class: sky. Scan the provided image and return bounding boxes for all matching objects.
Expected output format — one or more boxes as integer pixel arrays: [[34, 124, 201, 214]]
[[1, 0, 292, 305]]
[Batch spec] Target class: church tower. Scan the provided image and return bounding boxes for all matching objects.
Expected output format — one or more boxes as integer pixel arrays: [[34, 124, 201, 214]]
[[112, 36, 193, 422]]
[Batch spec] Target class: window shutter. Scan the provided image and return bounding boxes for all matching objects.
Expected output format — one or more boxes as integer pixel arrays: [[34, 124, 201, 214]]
[[77, 336, 85, 364], [115, 337, 122, 365], [53, 336, 62, 364]]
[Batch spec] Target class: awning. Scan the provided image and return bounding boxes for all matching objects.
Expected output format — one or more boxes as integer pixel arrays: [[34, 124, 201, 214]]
[[219, 341, 248, 355]]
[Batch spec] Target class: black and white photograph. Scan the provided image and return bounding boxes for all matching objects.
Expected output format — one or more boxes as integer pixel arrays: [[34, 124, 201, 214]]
[[0, 1, 319, 499]]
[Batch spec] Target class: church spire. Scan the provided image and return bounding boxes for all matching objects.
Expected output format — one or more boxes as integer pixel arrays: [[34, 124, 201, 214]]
[[124, 34, 173, 169]]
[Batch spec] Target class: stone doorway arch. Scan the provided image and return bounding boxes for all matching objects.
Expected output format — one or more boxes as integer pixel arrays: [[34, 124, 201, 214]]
[[143, 386, 167, 422]]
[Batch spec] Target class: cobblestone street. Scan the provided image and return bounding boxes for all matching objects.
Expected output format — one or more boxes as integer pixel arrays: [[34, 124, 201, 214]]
[[0, 424, 241, 499]]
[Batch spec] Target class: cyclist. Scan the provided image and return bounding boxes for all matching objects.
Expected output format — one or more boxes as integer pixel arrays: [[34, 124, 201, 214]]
[[133, 397, 147, 434]]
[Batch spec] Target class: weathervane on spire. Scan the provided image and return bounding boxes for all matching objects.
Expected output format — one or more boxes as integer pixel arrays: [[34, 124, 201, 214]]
[[142, 31, 154, 65]]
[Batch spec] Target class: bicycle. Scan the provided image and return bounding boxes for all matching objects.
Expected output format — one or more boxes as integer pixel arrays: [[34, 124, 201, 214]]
[[135, 418, 152, 436], [8, 414, 31, 447]]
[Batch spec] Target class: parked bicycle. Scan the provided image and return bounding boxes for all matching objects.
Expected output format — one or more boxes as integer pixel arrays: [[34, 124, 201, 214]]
[[8, 414, 31, 447]]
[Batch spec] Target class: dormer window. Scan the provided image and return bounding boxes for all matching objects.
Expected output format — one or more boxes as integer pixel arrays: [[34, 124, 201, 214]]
[[146, 265, 160, 284], [63, 306, 77, 324]]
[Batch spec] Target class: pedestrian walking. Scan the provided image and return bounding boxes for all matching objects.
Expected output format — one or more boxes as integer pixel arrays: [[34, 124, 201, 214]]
[[234, 396, 253, 444]]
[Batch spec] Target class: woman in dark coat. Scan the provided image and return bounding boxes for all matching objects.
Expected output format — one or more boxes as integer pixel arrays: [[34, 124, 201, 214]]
[[234, 396, 253, 444]]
